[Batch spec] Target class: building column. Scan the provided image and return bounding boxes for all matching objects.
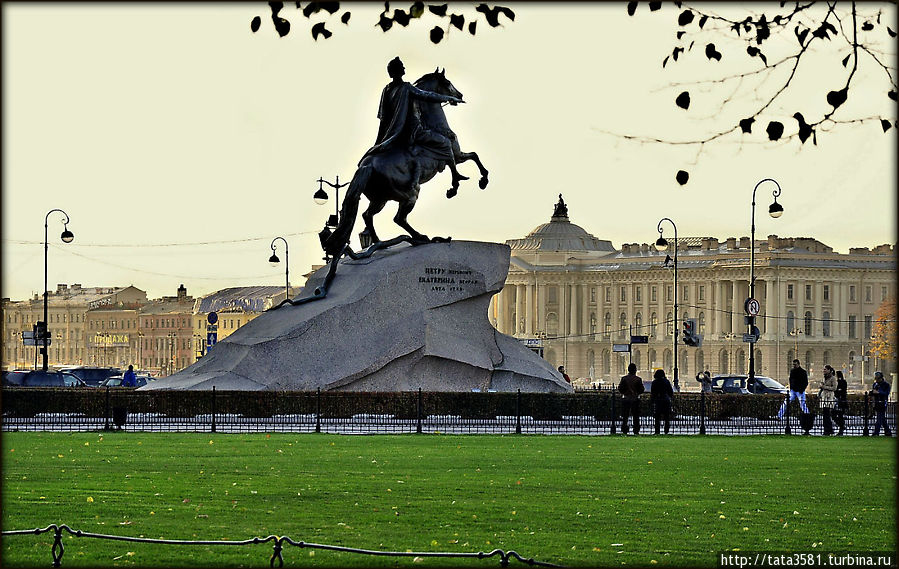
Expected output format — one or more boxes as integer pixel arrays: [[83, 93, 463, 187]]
[[526, 282, 535, 336], [569, 284, 579, 337], [765, 278, 777, 337], [731, 280, 742, 333], [515, 284, 526, 336], [496, 287, 508, 333], [537, 282, 546, 336], [815, 280, 824, 338]]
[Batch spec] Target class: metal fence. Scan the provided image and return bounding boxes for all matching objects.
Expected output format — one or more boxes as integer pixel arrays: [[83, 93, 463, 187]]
[[2, 387, 894, 436]]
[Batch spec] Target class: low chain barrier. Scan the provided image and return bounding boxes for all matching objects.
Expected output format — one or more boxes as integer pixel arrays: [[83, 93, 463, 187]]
[[1, 387, 893, 436], [1, 524, 562, 568]]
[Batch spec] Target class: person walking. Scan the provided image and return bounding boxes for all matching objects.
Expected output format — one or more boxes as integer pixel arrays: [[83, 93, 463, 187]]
[[650, 368, 674, 435], [777, 359, 810, 426], [618, 363, 644, 435], [818, 365, 837, 435], [834, 370, 848, 435], [558, 366, 571, 384], [871, 371, 892, 437], [121, 365, 137, 388], [699, 370, 713, 394]]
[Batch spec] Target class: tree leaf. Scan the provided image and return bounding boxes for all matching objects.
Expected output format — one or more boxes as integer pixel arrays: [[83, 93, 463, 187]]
[[627, 1, 637, 16], [497, 6, 515, 22], [698, 15, 708, 28], [393, 9, 411, 26], [319, 2, 339, 14], [649, 2, 662, 11], [273, 17, 291, 37], [672, 46, 683, 61], [302, 2, 319, 17], [826, 87, 848, 109], [430, 25, 444, 43], [377, 13, 393, 32], [676, 170, 689, 185], [766, 121, 784, 141], [739, 117, 754, 133], [795, 26, 809, 45], [678, 9, 694, 26], [841, 54, 850, 67], [662, 55, 669, 68], [793, 112, 813, 144], [888, 27, 897, 38], [450, 13, 464, 30], [881, 119, 892, 132], [754, 14, 769, 43], [862, 21, 874, 31], [758, 51, 767, 65], [677, 31, 686, 40], [889, 90, 897, 102], [251, 16, 262, 32], [410, 2, 424, 18], [468, 21, 477, 35], [675, 91, 690, 110], [705, 43, 721, 61], [341, 11, 351, 24], [311, 21, 331, 40], [428, 4, 448, 17]]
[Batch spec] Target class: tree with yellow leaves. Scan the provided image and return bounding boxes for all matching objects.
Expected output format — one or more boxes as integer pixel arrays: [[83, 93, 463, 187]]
[[870, 297, 896, 361]]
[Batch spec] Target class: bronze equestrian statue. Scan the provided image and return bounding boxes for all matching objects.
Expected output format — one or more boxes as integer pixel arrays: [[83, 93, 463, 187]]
[[321, 57, 489, 259]]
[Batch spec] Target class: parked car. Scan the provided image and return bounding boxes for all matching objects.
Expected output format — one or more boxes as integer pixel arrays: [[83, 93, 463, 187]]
[[101, 374, 155, 388], [56, 366, 121, 387], [2, 370, 87, 387], [711, 375, 788, 395]]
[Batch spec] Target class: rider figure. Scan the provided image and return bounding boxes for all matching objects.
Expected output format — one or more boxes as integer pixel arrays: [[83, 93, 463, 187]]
[[361, 57, 465, 193]]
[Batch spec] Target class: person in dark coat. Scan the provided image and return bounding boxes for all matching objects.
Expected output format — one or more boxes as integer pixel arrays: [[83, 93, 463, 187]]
[[777, 359, 810, 422], [121, 365, 137, 388], [650, 369, 674, 435], [834, 370, 848, 435], [618, 363, 644, 435], [872, 371, 892, 437]]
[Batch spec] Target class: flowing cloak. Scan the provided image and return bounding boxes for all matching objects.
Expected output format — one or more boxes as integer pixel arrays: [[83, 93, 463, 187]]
[[360, 80, 454, 165]]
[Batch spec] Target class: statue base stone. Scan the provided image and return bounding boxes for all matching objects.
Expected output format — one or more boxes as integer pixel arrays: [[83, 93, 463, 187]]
[[143, 241, 571, 393]]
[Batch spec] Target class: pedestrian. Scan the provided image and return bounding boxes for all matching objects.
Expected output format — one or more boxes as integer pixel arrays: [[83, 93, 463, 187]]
[[699, 370, 713, 393], [121, 365, 137, 388], [834, 370, 848, 435], [818, 365, 837, 435], [871, 371, 892, 437], [777, 359, 810, 429], [618, 363, 644, 434], [558, 366, 571, 384], [650, 368, 674, 435]]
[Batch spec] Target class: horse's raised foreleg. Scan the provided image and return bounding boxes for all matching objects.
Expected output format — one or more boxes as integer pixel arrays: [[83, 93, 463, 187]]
[[455, 150, 489, 190], [394, 197, 429, 243], [361, 199, 387, 245]]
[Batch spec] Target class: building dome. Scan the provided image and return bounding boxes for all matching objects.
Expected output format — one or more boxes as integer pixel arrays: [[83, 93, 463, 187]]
[[506, 194, 616, 253]]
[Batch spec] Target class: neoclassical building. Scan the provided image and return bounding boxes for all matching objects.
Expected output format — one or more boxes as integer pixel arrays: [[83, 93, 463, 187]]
[[490, 196, 896, 390]]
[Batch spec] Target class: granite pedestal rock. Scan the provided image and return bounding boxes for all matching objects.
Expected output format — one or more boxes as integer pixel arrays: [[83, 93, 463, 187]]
[[143, 241, 571, 392]]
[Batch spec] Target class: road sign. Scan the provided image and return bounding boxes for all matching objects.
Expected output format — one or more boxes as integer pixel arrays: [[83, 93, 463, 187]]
[[744, 298, 760, 316], [207, 332, 218, 347], [742, 333, 759, 343], [519, 338, 544, 348], [207, 312, 218, 325], [22, 331, 34, 341], [630, 335, 649, 344], [852, 355, 868, 362], [612, 343, 631, 352], [23, 337, 50, 346]]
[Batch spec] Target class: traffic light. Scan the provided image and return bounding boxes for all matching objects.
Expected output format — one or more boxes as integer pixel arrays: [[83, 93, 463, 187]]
[[683, 319, 702, 347]]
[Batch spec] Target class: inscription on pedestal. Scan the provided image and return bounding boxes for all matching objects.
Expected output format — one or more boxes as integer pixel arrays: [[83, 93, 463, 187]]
[[418, 267, 481, 293]]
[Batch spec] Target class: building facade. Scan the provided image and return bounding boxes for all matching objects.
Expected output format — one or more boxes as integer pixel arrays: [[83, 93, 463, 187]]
[[491, 196, 896, 390]]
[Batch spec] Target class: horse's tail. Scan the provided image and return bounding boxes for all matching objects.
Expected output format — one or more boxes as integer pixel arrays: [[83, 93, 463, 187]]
[[323, 164, 371, 257]]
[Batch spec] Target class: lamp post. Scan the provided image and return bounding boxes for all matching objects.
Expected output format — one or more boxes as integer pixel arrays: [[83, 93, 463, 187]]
[[748, 179, 784, 385], [314, 176, 350, 260], [655, 217, 678, 385], [268, 236, 290, 301], [42, 209, 74, 371]]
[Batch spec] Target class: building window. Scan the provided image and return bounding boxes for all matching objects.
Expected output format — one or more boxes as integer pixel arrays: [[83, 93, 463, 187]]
[[805, 284, 812, 301], [786, 311, 795, 332], [823, 285, 830, 301], [666, 311, 673, 336], [635, 312, 643, 331], [787, 284, 794, 300], [590, 288, 596, 303], [883, 286, 889, 302], [605, 287, 611, 303], [666, 286, 673, 302], [698, 311, 706, 334], [604, 313, 611, 337], [849, 285, 856, 302], [619, 312, 627, 334], [590, 314, 597, 334], [804, 311, 813, 336], [651, 286, 658, 302], [849, 315, 857, 339], [682, 285, 689, 302], [864, 315, 873, 338], [620, 287, 626, 303], [635, 286, 642, 303], [698, 285, 705, 301], [822, 311, 831, 337], [865, 286, 872, 303], [547, 286, 558, 304], [650, 313, 658, 337]]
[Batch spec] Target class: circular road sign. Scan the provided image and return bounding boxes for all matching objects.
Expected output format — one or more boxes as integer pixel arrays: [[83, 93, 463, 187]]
[[744, 298, 760, 316], [207, 311, 218, 325]]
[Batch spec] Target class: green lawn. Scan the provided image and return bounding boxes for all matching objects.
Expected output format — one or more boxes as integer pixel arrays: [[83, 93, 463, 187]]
[[1, 433, 895, 567]]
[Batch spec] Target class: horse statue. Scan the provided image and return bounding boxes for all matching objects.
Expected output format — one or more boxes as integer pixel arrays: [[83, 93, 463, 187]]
[[321, 68, 489, 258]]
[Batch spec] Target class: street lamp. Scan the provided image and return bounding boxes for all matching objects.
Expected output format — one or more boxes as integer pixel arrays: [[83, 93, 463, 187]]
[[268, 236, 290, 301], [42, 209, 74, 371], [314, 176, 349, 229], [748, 178, 784, 386], [655, 217, 678, 386]]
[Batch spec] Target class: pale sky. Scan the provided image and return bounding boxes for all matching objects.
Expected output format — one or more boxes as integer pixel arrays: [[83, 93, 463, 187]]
[[3, 2, 896, 302]]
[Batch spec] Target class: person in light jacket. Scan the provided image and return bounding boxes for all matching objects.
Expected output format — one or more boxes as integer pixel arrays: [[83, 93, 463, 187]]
[[818, 364, 837, 435]]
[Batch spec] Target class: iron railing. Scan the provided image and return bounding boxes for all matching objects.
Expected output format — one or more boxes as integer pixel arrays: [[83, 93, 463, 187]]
[[1, 387, 893, 436]]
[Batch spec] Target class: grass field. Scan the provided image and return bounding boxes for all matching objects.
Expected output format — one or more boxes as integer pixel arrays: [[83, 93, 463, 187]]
[[1, 433, 895, 567]]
